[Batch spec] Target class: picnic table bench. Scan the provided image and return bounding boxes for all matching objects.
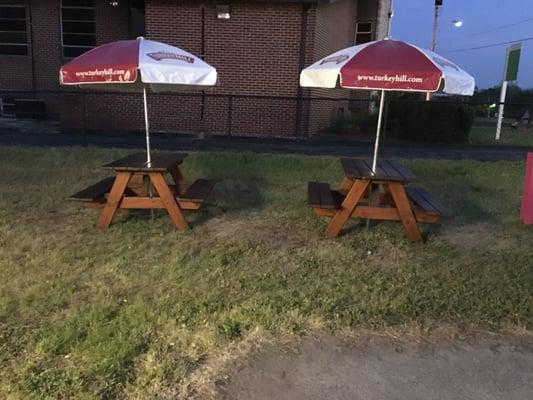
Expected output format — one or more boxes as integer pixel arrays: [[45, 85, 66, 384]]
[[69, 152, 215, 229], [308, 158, 447, 242]]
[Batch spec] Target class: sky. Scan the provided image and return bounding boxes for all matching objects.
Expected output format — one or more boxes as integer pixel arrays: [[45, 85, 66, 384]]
[[392, 0, 533, 89]]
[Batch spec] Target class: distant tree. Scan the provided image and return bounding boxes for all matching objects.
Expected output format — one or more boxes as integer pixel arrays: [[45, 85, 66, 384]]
[[471, 84, 533, 119]]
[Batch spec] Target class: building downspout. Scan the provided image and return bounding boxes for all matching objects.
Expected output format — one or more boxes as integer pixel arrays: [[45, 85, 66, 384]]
[[28, 0, 36, 91], [295, 3, 310, 137], [200, 5, 206, 121]]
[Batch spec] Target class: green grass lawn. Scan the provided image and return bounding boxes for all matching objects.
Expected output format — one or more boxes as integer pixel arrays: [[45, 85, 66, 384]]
[[469, 126, 533, 147], [1, 146, 532, 399]]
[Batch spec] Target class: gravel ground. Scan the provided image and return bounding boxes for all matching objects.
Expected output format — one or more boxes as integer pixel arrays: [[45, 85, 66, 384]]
[[222, 336, 533, 400]]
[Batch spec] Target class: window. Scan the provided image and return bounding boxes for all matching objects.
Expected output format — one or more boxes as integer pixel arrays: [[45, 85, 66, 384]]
[[0, 0, 28, 56], [355, 21, 373, 45], [61, 0, 96, 58], [129, 0, 145, 39]]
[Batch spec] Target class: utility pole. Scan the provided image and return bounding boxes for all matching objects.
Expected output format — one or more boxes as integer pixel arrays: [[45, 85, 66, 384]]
[[427, 0, 442, 101], [431, 0, 442, 51], [387, 0, 394, 38]]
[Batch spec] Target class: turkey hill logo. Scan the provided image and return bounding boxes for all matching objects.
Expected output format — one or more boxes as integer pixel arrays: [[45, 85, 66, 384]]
[[147, 52, 195, 63], [320, 54, 349, 65]]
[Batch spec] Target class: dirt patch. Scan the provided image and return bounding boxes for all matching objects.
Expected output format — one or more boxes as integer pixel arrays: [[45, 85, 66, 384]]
[[438, 222, 514, 251], [220, 334, 533, 400], [201, 215, 309, 251], [364, 238, 410, 270]]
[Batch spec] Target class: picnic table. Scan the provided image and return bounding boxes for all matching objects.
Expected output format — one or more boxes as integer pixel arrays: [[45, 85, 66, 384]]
[[308, 158, 447, 242], [70, 152, 215, 229]]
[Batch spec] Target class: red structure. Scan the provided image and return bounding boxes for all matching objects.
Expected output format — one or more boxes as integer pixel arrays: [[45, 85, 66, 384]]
[[521, 153, 533, 225], [0, 0, 390, 137]]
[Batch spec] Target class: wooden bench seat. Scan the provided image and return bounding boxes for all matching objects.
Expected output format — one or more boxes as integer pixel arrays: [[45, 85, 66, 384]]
[[308, 182, 337, 209], [178, 179, 215, 203], [405, 187, 448, 217], [69, 177, 115, 202]]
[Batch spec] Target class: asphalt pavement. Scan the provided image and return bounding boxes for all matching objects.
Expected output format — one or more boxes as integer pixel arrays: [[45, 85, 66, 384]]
[[0, 120, 530, 161]]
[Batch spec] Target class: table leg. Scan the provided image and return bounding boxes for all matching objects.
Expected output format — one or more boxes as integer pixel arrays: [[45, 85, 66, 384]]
[[149, 172, 188, 229], [169, 165, 188, 196], [97, 172, 132, 229], [129, 173, 148, 196], [339, 177, 354, 195], [387, 181, 422, 242], [326, 179, 370, 238], [366, 183, 380, 229]]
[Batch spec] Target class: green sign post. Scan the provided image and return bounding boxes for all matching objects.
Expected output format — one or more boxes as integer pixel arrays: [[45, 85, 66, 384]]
[[505, 43, 521, 81], [496, 43, 522, 140]]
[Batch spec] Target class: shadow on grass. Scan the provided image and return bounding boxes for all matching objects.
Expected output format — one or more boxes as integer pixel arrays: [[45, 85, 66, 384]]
[[188, 175, 267, 226]]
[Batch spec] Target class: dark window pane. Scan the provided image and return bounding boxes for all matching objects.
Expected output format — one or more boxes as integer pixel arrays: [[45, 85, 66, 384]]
[[62, 20, 95, 34], [356, 33, 372, 44], [0, 6, 25, 19], [63, 46, 91, 58], [356, 22, 372, 33], [130, 0, 144, 9], [62, 0, 95, 7], [0, 43, 27, 55], [62, 8, 95, 21], [0, 30, 26, 43], [61, 1, 95, 57], [129, 8, 145, 38], [0, 18, 26, 31], [0, 0, 25, 5], [63, 33, 95, 46], [0, 4, 26, 54]]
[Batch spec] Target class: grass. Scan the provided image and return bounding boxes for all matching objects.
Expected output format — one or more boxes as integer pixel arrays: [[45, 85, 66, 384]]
[[1, 146, 532, 399], [469, 126, 533, 147]]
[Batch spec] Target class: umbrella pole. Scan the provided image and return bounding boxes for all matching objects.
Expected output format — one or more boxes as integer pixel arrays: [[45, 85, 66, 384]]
[[143, 85, 151, 165], [367, 90, 386, 230], [143, 85, 154, 219], [371, 89, 386, 173]]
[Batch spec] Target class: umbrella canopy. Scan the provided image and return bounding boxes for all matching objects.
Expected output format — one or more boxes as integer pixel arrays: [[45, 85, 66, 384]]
[[300, 39, 474, 95], [300, 39, 475, 172], [60, 38, 217, 89], [60, 38, 217, 164]]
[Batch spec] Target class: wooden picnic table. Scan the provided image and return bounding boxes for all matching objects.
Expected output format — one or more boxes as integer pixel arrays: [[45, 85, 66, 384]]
[[308, 158, 447, 242], [70, 152, 215, 229]]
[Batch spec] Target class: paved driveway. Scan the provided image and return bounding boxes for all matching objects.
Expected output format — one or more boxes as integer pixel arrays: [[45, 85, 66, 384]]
[[223, 337, 533, 400]]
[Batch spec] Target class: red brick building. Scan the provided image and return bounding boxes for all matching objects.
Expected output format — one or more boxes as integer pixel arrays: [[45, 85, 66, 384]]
[[0, 0, 390, 137]]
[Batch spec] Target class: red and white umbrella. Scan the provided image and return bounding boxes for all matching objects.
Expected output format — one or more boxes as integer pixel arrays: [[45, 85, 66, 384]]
[[300, 39, 475, 171], [60, 38, 217, 163]]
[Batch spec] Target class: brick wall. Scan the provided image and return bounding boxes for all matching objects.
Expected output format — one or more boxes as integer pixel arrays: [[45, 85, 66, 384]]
[[95, 0, 130, 44], [31, 0, 62, 90], [142, 0, 304, 136], [74, 0, 306, 136], [306, 0, 358, 134], [0, 0, 384, 137]]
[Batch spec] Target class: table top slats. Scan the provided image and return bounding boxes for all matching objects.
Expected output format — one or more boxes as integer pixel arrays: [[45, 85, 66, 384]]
[[372, 161, 392, 180], [103, 152, 188, 172], [340, 158, 416, 182], [387, 160, 417, 181], [379, 160, 406, 181], [341, 158, 374, 179]]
